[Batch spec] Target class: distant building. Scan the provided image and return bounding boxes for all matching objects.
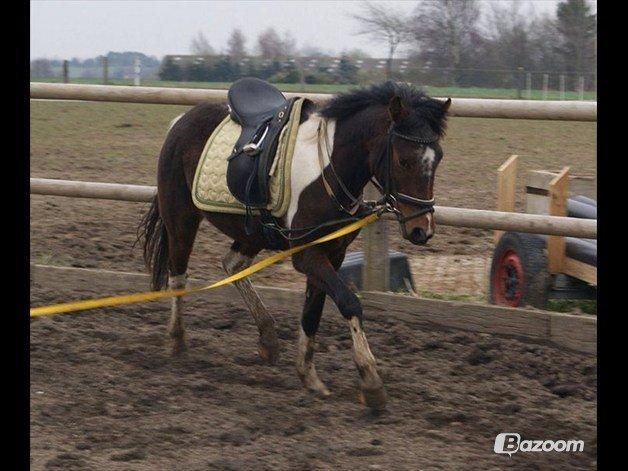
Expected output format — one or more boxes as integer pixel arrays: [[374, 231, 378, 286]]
[[162, 55, 412, 74]]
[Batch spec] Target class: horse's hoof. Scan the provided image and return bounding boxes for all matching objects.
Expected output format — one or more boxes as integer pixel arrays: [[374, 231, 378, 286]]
[[299, 373, 331, 397], [358, 386, 387, 411], [258, 341, 280, 365]]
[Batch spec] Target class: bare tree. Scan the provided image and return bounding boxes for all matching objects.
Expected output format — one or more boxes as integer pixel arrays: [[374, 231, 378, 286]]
[[410, 0, 482, 86], [256, 27, 284, 60], [30, 58, 53, 78], [349, 1, 413, 79], [281, 31, 297, 58], [227, 28, 247, 59], [190, 31, 215, 55]]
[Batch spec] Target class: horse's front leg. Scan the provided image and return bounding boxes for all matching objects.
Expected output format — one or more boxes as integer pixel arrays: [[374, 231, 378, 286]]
[[222, 243, 280, 365], [297, 279, 330, 396], [293, 247, 386, 410]]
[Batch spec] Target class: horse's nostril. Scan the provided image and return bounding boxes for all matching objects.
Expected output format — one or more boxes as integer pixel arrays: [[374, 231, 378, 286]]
[[410, 228, 428, 245]]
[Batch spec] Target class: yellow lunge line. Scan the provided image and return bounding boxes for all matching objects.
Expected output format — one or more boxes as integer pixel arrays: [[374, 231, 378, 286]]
[[30, 213, 379, 317]]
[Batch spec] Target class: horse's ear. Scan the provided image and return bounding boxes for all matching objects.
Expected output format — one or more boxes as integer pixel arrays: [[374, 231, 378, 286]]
[[441, 98, 452, 113], [389, 96, 408, 122]]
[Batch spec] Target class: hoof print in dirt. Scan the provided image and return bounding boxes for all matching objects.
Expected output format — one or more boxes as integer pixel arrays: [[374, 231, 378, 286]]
[[465, 347, 495, 365], [346, 446, 386, 457], [219, 430, 252, 446], [110, 450, 146, 462], [550, 383, 579, 398]]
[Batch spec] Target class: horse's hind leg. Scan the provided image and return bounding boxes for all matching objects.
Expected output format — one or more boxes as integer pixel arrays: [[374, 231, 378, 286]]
[[222, 242, 280, 365], [161, 198, 201, 356]]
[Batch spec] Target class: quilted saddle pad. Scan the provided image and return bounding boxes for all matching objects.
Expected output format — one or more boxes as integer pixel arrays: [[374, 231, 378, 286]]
[[192, 97, 306, 217]]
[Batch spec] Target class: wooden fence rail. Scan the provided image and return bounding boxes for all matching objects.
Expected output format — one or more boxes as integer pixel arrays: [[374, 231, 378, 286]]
[[30, 82, 597, 121], [30, 178, 597, 239]]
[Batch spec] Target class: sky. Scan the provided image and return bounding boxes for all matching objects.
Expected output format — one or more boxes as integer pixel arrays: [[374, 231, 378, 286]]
[[30, 0, 596, 60]]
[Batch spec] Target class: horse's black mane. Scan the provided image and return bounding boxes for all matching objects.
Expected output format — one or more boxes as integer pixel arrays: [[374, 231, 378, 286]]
[[319, 81, 448, 137]]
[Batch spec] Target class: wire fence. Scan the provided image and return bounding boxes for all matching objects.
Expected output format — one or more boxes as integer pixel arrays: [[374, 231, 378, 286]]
[[30, 56, 597, 101]]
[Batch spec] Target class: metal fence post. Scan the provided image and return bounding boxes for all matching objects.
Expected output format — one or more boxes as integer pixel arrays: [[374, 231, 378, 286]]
[[134, 57, 141, 86], [362, 183, 389, 292]]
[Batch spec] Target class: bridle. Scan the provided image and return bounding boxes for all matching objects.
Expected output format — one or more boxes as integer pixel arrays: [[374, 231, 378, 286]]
[[318, 120, 437, 232], [256, 118, 439, 243], [370, 124, 437, 231]]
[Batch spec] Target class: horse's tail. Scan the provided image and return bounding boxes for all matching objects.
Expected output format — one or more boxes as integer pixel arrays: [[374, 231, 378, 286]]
[[137, 195, 169, 291]]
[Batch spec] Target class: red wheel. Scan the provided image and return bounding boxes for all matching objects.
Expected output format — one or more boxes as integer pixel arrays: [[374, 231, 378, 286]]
[[492, 249, 524, 306], [489, 232, 549, 309]]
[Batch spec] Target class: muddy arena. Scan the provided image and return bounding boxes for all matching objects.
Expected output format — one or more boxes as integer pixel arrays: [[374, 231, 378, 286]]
[[30, 100, 596, 469]]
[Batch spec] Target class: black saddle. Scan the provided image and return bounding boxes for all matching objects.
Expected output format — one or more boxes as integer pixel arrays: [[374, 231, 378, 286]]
[[226, 77, 298, 208]]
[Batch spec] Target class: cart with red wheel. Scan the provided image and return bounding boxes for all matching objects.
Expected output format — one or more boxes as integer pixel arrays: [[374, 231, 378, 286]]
[[488, 156, 597, 309]]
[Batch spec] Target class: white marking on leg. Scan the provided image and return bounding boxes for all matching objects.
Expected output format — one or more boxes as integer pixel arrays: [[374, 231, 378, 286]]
[[168, 274, 188, 354], [296, 325, 330, 396], [348, 316, 386, 409], [285, 114, 336, 228]]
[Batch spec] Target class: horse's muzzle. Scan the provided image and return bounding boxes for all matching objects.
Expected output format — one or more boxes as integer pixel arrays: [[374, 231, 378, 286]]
[[406, 227, 432, 245]]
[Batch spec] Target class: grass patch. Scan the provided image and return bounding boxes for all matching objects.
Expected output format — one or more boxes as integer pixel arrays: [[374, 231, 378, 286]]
[[547, 299, 597, 315]]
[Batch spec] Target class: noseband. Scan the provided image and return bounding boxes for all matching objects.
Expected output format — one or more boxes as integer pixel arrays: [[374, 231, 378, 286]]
[[370, 124, 437, 226]]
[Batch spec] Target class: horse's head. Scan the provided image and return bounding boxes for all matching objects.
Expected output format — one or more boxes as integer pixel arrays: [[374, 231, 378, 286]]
[[373, 93, 451, 245]]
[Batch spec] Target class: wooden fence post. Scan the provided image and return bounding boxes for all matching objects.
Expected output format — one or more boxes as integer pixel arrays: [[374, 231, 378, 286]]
[[525, 72, 532, 99], [62, 60, 69, 84], [362, 183, 389, 291], [559, 74, 565, 100], [494, 155, 518, 242], [102, 56, 109, 85], [578, 76, 585, 100], [547, 167, 570, 273], [542, 74, 549, 101]]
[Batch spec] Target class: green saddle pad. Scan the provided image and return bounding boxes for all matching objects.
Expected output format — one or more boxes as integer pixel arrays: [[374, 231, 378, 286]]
[[192, 98, 305, 217]]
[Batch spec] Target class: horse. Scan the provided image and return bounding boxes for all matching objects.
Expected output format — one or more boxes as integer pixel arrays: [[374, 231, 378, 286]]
[[138, 81, 450, 410]]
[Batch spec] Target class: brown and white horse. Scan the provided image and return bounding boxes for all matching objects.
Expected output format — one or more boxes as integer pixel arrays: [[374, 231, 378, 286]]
[[139, 82, 450, 410]]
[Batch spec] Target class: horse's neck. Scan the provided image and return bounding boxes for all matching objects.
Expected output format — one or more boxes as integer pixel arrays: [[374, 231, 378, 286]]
[[330, 109, 389, 200]]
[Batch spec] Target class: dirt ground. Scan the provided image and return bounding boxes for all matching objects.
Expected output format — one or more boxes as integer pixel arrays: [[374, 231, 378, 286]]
[[31, 281, 596, 470], [30, 99, 597, 469]]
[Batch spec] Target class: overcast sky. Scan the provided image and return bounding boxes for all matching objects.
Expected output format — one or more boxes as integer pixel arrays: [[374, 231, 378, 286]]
[[30, 1, 596, 60]]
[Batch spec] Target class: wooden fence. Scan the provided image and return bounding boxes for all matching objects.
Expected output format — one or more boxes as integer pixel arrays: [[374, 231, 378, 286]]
[[30, 82, 597, 121], [30, 83, 597, 292]]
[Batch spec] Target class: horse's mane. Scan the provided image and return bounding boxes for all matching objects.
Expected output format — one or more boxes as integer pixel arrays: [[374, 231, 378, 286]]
[[319, 81, 448, 137]]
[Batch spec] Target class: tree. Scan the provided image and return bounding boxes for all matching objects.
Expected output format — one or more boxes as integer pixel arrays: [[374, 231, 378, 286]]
[[350, 1, 413, 79], [30, 59, 53, 78], [190, 31, 215, 55], [555, 0, 596, 74], [159, 57, 183, 81], [409, 0, 482, 86], [227, 28, 247, 59], [256, 27, 284, 60], [337, 55, 359, 84]]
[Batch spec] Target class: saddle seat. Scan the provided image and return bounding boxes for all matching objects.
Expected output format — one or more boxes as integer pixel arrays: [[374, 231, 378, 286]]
[[226, 77, 299, 208]]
